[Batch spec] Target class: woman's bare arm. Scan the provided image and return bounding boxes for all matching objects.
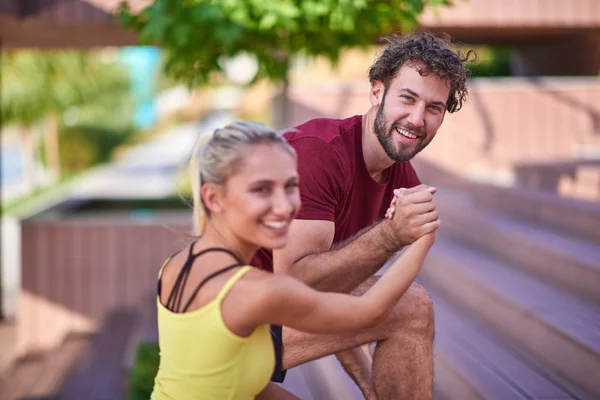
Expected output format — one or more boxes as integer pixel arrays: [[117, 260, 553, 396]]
[[251, 232, 436, 334]]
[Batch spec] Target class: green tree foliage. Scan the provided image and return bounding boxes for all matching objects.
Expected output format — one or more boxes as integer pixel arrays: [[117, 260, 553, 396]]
[[1, 50, 132, 127], [1, 51, 136, 184], [119, 0, 452, 86], [467, 45, 512, 77]]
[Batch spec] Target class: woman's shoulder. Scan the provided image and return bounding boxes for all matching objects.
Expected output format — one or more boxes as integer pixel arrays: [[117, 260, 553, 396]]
[[237, 268, 310, 304]]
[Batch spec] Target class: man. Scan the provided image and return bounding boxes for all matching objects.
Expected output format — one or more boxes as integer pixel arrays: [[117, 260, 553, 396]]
[[253, 30, 473, 399]]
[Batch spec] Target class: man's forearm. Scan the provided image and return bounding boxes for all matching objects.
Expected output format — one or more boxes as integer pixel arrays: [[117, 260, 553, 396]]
[[289, 219, 402, 293]]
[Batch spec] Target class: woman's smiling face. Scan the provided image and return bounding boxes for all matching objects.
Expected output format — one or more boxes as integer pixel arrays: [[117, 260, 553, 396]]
[[208, 143, 301, 251]]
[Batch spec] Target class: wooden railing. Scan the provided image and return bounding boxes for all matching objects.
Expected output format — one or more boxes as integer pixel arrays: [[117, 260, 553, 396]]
[[18, 207, 191, 357]]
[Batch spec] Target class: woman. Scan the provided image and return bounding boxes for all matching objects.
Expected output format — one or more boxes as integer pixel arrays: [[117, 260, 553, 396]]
[[151, 121, 436, 399]]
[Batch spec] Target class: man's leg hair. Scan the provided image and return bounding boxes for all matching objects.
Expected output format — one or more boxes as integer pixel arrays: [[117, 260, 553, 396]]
[[335, 345, 376, 399], [281, 277, 435, 400]]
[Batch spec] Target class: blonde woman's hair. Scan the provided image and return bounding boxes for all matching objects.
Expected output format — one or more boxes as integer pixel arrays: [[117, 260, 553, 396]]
[[189, 121, 296, 236]]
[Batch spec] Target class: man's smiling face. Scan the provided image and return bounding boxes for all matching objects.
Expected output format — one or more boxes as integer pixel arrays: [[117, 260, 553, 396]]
[[373, 62, 450, 162]]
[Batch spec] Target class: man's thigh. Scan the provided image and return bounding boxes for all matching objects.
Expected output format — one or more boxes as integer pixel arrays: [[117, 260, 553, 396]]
[[281, 276, 393, 370], [281, 277, 432, 370]]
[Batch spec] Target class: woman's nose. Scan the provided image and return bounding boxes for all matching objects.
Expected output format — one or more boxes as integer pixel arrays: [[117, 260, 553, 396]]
[[272, 191, 293, 215]]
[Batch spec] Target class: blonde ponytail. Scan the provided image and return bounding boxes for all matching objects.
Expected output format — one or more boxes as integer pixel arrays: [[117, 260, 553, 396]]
[[189, 131, 213, 236]]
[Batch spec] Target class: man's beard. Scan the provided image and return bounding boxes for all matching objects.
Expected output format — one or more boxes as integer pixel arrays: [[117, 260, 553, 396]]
[[374, 101, 431, 162]]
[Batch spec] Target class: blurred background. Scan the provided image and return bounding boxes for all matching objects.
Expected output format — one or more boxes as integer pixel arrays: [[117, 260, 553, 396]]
[[0, 0, 599, 399]]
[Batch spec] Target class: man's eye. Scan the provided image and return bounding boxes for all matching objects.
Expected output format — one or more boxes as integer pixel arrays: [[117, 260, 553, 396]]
[[401, 95, 414, 101], [253, 187, 269, 193]]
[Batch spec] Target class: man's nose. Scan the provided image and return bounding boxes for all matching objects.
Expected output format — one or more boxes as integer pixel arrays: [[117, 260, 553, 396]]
[[407, 104, 426, 128]]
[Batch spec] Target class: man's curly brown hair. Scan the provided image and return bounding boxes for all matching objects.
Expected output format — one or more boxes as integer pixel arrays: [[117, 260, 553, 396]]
[[369, 30, 476, 113]]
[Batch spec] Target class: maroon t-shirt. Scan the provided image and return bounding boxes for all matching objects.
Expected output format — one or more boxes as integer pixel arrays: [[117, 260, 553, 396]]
[[252, 115, 421, 272]]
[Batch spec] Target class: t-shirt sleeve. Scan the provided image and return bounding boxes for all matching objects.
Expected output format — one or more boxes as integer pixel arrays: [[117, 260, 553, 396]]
[[290, 137, 348, 222]]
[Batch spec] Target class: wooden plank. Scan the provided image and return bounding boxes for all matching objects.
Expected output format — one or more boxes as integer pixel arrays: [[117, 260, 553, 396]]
[[432, 292, 577, 399], [436, 335, 526, 400], [414, 160, 600, 243], [296, 355, 364, 400], [421, 237, 600, 397], [59, 310, 138, 400], [26, 335, 91, 397], [0, 353, 48, 400], [435, 194, 600, 304], [435, 353, 485, 400], [0, 320, 17, 379]]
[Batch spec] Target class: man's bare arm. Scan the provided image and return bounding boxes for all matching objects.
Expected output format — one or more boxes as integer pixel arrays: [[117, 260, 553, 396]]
[[274, 219, 397, 293], [274, 185, 439, 293]]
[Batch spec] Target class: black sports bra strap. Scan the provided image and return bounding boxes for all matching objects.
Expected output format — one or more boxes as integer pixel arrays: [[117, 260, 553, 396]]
[[181, 263, 241, 313], [160, 246, 244, 313], [157, 246, 187, 297], [191, 247, 243, 265], [164, 243, 197, 311]]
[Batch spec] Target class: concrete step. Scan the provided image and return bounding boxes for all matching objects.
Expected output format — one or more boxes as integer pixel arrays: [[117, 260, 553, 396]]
[[435, 191, 600, 304], [420, 236, 600, 398], [427, 286, 590, 400]]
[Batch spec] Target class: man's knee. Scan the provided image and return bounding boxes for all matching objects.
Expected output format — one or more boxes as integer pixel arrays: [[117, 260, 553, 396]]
[[391, 283, 435, 339], [352, 278, 434, 339]]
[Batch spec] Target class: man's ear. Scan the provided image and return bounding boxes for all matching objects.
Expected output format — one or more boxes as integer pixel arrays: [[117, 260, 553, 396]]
[[369, 81, 385, 107], [202, 183, 224, 214]]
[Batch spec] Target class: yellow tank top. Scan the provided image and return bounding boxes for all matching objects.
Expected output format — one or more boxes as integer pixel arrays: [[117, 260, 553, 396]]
[[151, 265, 275, 400]]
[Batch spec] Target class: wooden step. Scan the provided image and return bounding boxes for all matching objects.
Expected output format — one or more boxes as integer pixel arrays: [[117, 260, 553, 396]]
[[0, 334, 90, 400], [414, 160, 600, 243], [0, 320, 17, 379], [465, 186, 600, 244], [426, 286, 589, 400], [420, 236, 600, 398], [283, 356, 364, 400], [59, 309, 138, 400], [435, 192, 600, 304]]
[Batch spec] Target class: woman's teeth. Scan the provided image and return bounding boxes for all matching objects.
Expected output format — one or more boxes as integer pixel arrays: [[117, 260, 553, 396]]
[[397, 128, 417, 139], [263, 220, 288, 229]]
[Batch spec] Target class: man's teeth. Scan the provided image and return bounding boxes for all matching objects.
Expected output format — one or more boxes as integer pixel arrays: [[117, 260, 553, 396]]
[[398, 128, 417, 139], [263, 221, 288, 229]]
